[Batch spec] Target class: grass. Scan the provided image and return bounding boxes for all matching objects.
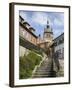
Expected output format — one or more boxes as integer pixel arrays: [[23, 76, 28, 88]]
[[19, 50, 42, 79], [31, 49, 43, 56]]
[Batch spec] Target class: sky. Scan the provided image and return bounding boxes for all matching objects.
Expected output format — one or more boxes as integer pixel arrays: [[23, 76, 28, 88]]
[[19, 10, 64, 39]]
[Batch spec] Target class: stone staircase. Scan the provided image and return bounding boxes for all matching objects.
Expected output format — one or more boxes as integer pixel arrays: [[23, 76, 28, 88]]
[[32, 55, 56, 78]]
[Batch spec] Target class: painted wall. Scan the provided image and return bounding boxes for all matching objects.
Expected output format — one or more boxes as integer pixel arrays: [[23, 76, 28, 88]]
[[19, 24, 37, 45], [19, 46, 27, 56]]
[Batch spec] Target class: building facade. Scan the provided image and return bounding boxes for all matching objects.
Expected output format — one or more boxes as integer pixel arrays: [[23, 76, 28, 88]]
[[37, 20, 53, 49], [19, 15, 64, 77], [19, 15, 64, 59], [54, 33, 64, 59], [43, 21, 53, 42], [19, 16, 38, 56], [19, 16, 38, 45]]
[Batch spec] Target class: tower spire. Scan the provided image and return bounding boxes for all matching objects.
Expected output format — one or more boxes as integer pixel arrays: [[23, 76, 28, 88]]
[[43, 18, 53, 42], [47, 20, 49, 25], [47, 19, 49, 28]]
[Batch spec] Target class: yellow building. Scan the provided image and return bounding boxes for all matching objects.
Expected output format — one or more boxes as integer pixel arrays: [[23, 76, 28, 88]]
[[19, 16, 54, 50], [37, 20, 53, 49], [19, 16, 38, 45]]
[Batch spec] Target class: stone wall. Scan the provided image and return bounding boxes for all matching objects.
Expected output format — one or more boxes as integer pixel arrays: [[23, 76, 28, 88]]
[[19, 46, 30, 57]]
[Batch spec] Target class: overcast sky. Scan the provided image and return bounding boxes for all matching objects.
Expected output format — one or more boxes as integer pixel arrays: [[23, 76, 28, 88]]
[[19, 10, 64, 38]]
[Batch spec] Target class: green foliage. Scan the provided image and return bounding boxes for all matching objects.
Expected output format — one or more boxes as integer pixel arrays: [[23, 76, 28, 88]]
[[31, 49, 43, 56], [19, 51, 42, 79]]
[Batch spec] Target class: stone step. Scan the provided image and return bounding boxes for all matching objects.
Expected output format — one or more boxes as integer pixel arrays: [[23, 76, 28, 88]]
[[32, 56, 54, 78], [36, 63, 52, 71], [33, 72, 51, 74], [32, 70, 57, 77], [35, 69, 51, 71], [32, 75, 49, 77]]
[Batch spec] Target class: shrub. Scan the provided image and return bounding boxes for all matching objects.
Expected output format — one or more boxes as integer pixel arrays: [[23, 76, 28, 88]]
[[19, 51, 42, 79], [31, 49, 43, 56]]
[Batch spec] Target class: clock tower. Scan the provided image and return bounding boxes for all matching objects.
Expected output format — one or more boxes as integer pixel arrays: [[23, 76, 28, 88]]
[[43, 20, 53, 42]]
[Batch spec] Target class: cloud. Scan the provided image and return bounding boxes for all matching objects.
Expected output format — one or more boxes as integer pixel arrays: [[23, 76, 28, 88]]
[[31, 12, 51, 26], [54, 18, 62, 26], [19, 11, 64, 38], [52, 13, 64, 27], [53, 28, 63, 38], [51, 13, 64, 36], [19, 11, 28, 20], [53, 17, 64, 27]]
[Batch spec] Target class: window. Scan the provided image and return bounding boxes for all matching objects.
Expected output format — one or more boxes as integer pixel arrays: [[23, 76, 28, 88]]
[[44, 34, 47, 38], [58, 37, 64, 45], [48, 34, 50, 38], [62, 48, 64, 59], [57, 49, 61, 59], [25, 32, 29, 39], [23, 30, 25, 36], [54, 42, 57, 46]]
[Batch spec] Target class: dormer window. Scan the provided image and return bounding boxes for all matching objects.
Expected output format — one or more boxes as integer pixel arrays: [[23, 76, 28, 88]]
[[23, 22, 30, 29], [29, 27, 35, 33], [19, 16, 24, 23]]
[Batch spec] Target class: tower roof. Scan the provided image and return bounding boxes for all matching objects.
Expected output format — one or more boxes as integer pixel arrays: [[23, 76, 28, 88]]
[[44, 20, 53, 33]]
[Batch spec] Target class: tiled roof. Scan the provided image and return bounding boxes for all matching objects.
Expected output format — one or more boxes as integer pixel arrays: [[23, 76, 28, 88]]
[[19, 15, 38, 38]]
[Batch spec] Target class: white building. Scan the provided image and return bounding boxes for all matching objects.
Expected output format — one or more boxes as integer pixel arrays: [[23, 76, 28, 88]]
[[54, 33, 64, 59]]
